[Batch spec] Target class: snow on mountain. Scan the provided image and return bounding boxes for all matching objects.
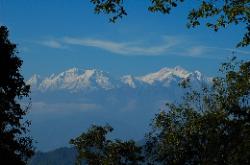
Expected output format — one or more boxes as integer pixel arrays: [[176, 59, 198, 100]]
[[28, 68, 115, 92], [138, 66, 190, 86], [184, 70, 210, 89], [26, 74, 42, 90], [27, 66, 208, 92], [121, 75, 137, 88]]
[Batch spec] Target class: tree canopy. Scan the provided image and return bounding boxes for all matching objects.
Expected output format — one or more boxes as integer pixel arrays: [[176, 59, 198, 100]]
[[90, 0, 250, 47], [0, 26, 34, 165], [70, 124, 144, 165]]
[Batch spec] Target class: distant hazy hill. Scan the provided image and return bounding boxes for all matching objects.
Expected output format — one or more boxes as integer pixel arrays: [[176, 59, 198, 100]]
[[29, 147, 76, 165], [29, 140, 146, 165]]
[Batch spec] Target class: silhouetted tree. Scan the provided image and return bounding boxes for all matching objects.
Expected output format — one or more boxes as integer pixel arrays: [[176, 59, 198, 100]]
[[90, 0, 250, 47], [0, 26, 34, 165], [70, 124, 144, 165], [145, 58, 250, 164]]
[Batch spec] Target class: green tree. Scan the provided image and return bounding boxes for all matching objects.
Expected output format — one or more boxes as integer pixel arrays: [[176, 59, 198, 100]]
[[145, 58, 250, 164], [90, 0, 250, 47], [70, 124, 144, 165], [0, 26, 34, 164]]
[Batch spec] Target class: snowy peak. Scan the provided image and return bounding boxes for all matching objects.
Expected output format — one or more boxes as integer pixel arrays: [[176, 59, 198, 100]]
[[27, 66, 208, 92], [121, 75, 137, 88], [27, 74, 42, 89], [186, 70, 206, 82], [138, 66, 190, 85], [27, 68, 115, 91], [80, 69, 114, 90]]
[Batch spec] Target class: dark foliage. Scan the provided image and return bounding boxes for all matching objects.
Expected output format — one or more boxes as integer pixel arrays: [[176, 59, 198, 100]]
[[70, 124, 144, 165], [0, 26, 34, 164]]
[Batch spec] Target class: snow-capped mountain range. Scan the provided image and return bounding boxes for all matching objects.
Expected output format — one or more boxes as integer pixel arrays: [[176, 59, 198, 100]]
[[27, 66, 210, 151], [27, 66, 208, 92]]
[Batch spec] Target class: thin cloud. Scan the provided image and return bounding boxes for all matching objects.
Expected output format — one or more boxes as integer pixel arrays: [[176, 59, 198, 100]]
[[186, 46, 208, 57], [173, 46, 250, 58], [63, 36, 179, 55], [36, 36, 249, 58], [32, 101, 100, 113], [40, 40, 65, 49], [207, 46, 250, 55]]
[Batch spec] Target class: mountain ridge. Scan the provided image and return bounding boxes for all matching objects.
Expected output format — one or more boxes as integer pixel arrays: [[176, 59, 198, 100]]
[[27, 66, 207, 92]]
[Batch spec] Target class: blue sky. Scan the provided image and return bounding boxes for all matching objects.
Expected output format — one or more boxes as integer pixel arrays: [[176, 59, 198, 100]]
[[1, 0, 249, 78]]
